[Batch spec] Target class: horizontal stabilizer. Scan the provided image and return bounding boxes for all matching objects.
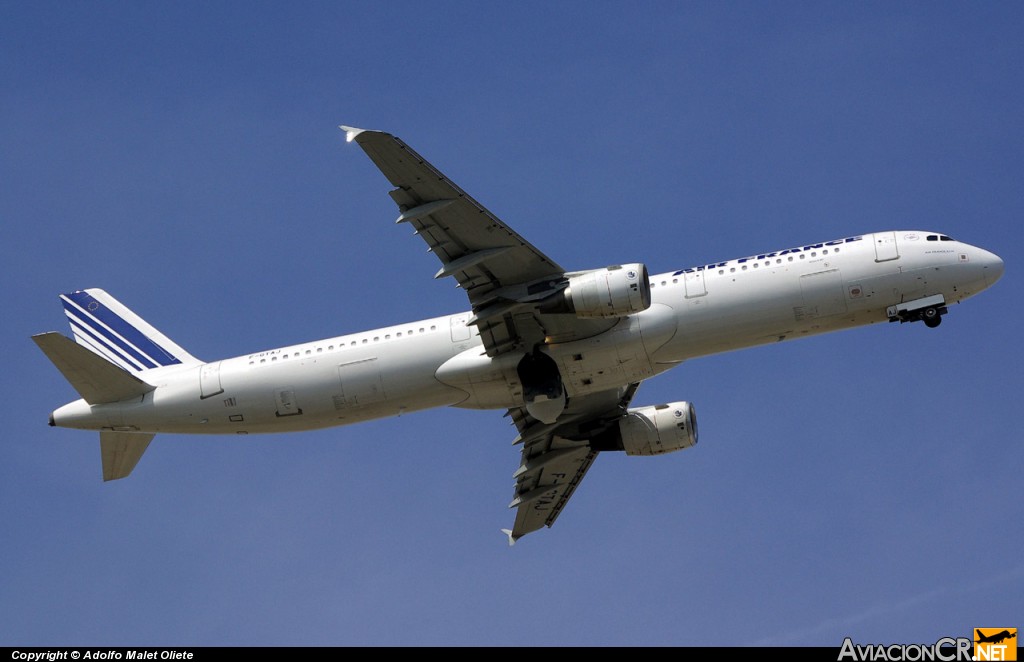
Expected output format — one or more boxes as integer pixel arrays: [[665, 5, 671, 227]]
[[33, 332, 156, 404], [101, 430, 155, 481]]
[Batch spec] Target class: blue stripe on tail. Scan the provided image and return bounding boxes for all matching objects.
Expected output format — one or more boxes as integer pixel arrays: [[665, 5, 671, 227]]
[[65, 315, 156, 370], [61, 292, 183, 370]]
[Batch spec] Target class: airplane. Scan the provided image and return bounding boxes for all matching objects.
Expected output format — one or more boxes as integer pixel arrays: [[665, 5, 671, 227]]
[[33, 126, 1005, 544], [976, 629, 1016, 645]]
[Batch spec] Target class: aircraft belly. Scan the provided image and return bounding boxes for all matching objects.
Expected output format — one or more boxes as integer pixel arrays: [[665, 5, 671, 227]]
[[548, 305, 675, 396], [435, 348, 523, 409]]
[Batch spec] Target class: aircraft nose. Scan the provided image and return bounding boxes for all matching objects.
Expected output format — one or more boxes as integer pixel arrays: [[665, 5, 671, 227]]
[[981, 249, 1004, 288]]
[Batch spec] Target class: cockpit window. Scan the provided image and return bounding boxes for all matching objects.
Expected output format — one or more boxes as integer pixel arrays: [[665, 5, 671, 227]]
[[926, 234, 955, 241], [940, 235, 954, 241], [927, 235, 938, 241]]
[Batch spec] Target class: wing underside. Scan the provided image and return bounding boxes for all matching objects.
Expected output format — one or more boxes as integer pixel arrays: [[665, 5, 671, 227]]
[[343, 126, 639, 541], [505, 383, 640, 542], [343, 126, 615, 355]]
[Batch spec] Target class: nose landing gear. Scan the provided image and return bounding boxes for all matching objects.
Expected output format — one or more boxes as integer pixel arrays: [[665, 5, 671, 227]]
[[886, 294, 948, 329]]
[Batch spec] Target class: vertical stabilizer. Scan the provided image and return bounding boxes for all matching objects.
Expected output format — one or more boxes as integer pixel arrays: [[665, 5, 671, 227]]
[[59, 289, 199, 372]]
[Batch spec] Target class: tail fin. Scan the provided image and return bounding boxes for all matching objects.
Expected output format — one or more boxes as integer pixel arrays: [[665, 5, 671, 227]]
[[59, 289, 199, 371]]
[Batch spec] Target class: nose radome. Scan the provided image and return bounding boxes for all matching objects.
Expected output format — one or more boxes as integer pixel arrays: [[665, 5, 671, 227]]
[[982, 250, 1004, 288]]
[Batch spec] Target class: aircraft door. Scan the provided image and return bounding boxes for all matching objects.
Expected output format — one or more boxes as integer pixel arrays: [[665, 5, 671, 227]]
[[200, 361, 224, 399], [684, 271, 707, 298], [796, 269, 848, 319], [450, 314, 471, 342], [337, 357, 386, 406], [874, 232, 900, 262]]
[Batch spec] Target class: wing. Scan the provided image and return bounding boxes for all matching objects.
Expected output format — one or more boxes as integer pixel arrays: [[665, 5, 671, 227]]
[[342, 126, 616, 356], [504, 383, 640, 543], [343, 126, 636, 542]]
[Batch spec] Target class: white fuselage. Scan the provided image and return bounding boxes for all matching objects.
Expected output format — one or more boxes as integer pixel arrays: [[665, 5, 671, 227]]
[[51, 231, 1003, 435]]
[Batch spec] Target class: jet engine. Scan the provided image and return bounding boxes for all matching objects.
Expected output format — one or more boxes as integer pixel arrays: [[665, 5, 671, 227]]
[[590, 401, 698, 456], [539, 264, 651, 319]]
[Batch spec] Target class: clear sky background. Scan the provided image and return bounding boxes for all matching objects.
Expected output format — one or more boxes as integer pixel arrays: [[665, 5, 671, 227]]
[[2, 1, 1021, 647]]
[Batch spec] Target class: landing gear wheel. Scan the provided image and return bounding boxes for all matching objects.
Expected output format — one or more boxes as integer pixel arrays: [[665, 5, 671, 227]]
[[922, 307, 942, 328]]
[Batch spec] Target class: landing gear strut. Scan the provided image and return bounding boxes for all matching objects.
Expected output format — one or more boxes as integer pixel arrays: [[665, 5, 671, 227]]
[[886, 294, 947, 329]]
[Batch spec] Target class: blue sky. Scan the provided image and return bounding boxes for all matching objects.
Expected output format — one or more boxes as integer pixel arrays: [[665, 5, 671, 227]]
[[2, 1, 1021, 646]]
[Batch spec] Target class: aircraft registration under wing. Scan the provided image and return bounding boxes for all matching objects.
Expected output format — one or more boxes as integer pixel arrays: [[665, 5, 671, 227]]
[[36, 125, 1004, 544], [504, 385, 639, 542]]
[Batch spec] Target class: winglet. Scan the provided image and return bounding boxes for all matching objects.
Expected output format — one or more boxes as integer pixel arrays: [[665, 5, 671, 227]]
[[501, 528, 518, 547], [339, 125, 368, 143]]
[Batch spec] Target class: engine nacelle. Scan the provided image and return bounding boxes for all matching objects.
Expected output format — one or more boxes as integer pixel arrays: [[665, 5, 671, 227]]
[[618, 401, 698, 456], [540, 264, 651, 319]]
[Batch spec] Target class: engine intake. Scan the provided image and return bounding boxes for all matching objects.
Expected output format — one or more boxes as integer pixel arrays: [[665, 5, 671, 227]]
[[539, 264, 651, 319], [591, 401, 698, 456]]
